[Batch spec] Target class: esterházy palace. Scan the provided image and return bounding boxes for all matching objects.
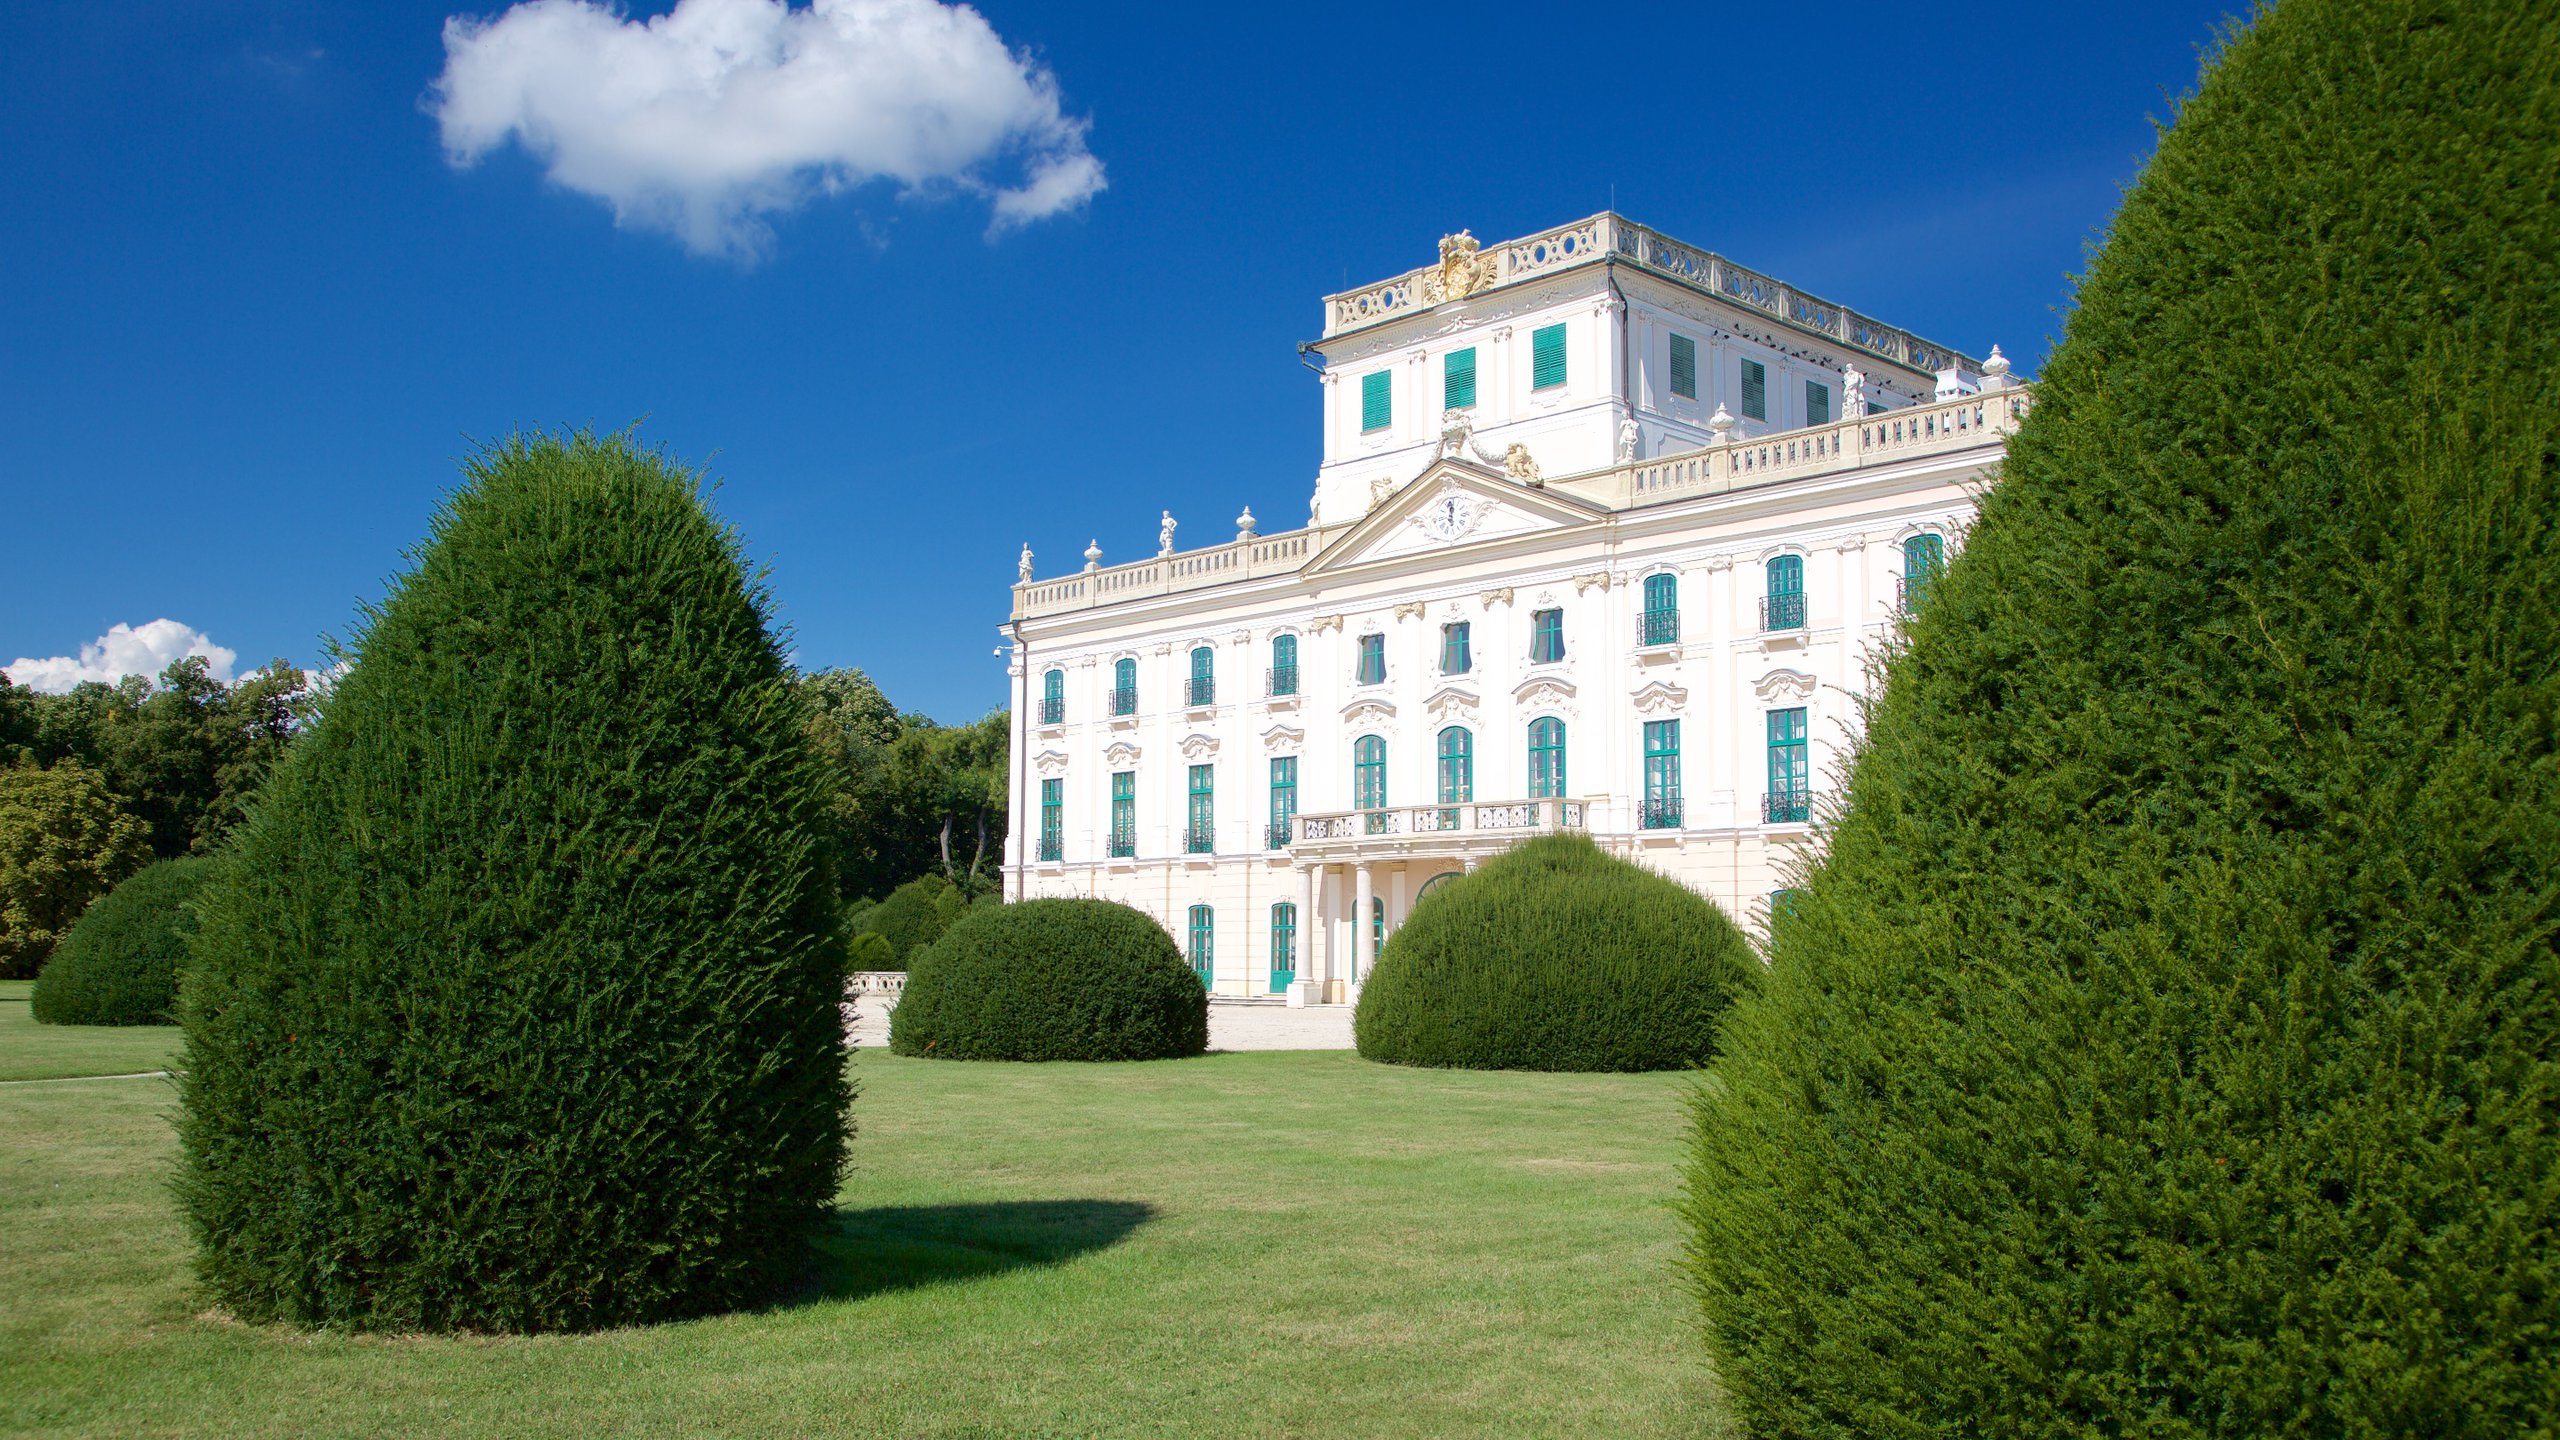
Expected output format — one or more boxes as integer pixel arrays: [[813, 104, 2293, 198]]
[[1000, 213, 2028, 1005]]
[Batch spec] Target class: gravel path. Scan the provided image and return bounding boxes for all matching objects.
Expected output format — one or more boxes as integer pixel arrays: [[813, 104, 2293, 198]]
[[844, 999, 1356, 1053]]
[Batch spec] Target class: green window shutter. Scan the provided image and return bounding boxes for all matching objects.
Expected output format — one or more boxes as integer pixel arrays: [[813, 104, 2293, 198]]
[[1356, 633, 1386, 686], [1643, 719, 1682, 828], [1270, 902, 1296, 990], [1741, 359, 1767, 420], [1769, 553, 1804, 597], [1187, 763, 1214, 851], [1766, 708, 1809, 821], [1531, 323, 1567, 390], [1443, 347, 1477, 410], [1669, 334, 1697, 400], [1039, 778, 1062, 857], [1187, 905, 1213, 988], [1110, 770, 1136, 855], [1353, 736, 1387, 811], [1441, 621, 1471, 675], [1436, 727, 1473, 806], [1531, 608, 1564, 664], [1361, 371, 1392, 432], [1806, 380, 1831, 426], [1268, 756, 1297, 847]]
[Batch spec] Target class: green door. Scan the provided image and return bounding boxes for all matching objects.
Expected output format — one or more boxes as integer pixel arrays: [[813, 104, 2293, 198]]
[[1186, 904, 1214, 989], [1269, 902, 1296, 993]]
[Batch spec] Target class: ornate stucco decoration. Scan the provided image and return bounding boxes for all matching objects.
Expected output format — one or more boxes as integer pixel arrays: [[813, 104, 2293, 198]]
[[1432, 408, 1541, 485], [1479, 586, 1515, 609], [1261, 724, 1304, 755], [1343, 699, 1397, 729], [1393, 601, 1428, 621], [1753, 669, 1817, 703], [1179, 733, 1220, 762], [1368, 475, 1396, 513], [1512, 675, 1578, 715], [1309, 614, 1344, 633], [1104, 740, 1143, 767], [1705, 554, 1734, 573], [1032, 749, 1071, 777], [1631, 681, 1688, 718], [1419, 230, 1488, 303], [1572, 571, 1612, 595], [1424, 686, 1479, 725]]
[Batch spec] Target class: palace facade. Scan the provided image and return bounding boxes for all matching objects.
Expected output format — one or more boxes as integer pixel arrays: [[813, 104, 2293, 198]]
[[1002, 213, 2028, 1004]]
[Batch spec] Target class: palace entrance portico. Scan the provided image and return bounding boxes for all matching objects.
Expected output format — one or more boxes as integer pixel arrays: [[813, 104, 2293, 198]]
[[1281, 800, 1588, 1006]]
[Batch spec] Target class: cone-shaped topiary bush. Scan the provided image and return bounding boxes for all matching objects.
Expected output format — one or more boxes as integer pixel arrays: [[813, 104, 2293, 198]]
[[175, 431, 848, 1333], [1355, 835, 1757, 1072], [1683, 3, 2560, 1434], [889, 898, 1206, 1061], [31, 856, 215, 1025]]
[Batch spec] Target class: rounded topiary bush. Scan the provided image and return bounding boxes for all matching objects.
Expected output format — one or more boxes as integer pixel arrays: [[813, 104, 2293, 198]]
[[853, 873, 961, 968], [1683, 2, 2560, 1434], [30, 856, 216, 1025], [1354, 835, 1757, 1072], [175, 431, 848, 1333], [889, 898, 1206, 1061]]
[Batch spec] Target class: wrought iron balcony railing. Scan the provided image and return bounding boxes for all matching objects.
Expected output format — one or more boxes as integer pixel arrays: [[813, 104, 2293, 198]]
[[1266, 820, 1293, 850], [1761, 593, 1806, 631], [1107, 830, 1136, 858], [1763, 790, 1811, 824], [1640, 795, 1683, 829], [1110, 685, 1138, 716], [1267, 665, 1298, 697], [1639, 608, 1679, 646], [1038, 696, 1064, 724], [1036, 834, 1063, 861], [1187, 677, 1215, 706], [1185, 828, 1215, 854]]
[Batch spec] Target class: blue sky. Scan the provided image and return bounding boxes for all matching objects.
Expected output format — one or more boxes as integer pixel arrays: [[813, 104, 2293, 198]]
[[2, 0, 2238, 721]]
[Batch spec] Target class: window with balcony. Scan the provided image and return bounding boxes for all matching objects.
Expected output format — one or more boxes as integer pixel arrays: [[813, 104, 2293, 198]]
[[1186, 905, 1214, 988], [1440, 621, 1471, 675], [1187, 645, 1215, 706], [1642, 719, 1682, 829], [1267, 756, 1297, 849], [1436, 726, 1472, 829], [1040, 668, 1064, 724], [1668, 332, 1697, 400], [1529, 608, 1565, 664], [1111, 656, 1137, 716], [1640, 573, 1678, 645], [1528, 716, 1567, 799], [1361, 371, 1392, 433], [1531, 323, 1567, 391], [1353, 734, 1387, 833], [1762, 553, 1806, 630], [1186, 763, 1215, 853], [1355, 633, 1386, 686], [1766, 708, 1809, 823], [1269, 902, 1297, 992], [1268, 633, 1299, 696], [1740, 358, 1768, 420], [1038, 778, 1062, 861], [1109, 770, 1136, 856], [1443, 347, 1476, 410], [1902, 533, 1945, 612]]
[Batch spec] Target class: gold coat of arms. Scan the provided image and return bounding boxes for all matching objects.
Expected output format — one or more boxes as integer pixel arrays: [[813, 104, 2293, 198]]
[[1428, 230, 1488, 302]]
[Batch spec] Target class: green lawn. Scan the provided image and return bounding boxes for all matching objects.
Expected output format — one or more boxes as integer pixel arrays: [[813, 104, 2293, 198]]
[[0, 1017, 1728, 1439], [0, 980, 184, 1081]]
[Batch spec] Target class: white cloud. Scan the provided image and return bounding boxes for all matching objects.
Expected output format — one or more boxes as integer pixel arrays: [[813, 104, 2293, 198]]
[[8, 620, 239, 695], [430, 0, 1106, 260]]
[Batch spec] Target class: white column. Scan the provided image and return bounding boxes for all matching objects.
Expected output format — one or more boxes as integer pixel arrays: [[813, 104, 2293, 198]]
[[1352, 862, 1375, 994], [1287, 864, 1316, 1008], [1388, 864, 1409, 940]]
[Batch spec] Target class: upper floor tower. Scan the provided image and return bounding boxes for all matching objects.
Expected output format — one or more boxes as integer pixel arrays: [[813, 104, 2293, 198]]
[[1303, 214, 1987, 527]]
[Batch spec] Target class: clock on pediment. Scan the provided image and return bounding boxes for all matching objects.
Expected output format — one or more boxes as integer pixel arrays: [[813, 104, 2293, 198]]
[[1418, 489, 1484, 543]]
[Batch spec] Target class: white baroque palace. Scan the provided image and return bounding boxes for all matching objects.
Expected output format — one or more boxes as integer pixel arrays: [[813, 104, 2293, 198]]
[[1001, 213, 2028, 1005]]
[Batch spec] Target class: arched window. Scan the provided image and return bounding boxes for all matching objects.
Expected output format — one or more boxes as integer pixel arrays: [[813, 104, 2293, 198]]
[[1902, 533, 1945, 611], [1435, 726, 1473, 827], [1763, 553, 1805, 630], [1112, 656, 1138, 715], [1186, 905, 1214, 989], [1040, 668, 1064, 723], [1188, 645, 1215, 706], [1372, 896, 1387, 957], [1269, 633, 1299, 697], [1640, 573, 1678, 645], [1353, 735, 1387, 832], [1269, 902, 1297, 993], [1528, 717, 1567, 799]]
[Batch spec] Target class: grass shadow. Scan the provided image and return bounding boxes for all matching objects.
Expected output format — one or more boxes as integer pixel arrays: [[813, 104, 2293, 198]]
[[794, 1199, 1157, 1306]]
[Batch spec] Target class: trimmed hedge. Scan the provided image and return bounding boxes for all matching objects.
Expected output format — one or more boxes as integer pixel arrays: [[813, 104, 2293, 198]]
[[853, 873, 963, 968], [1683, 3, 2560, 1435], [889, 899, 1206, 1062], [1354, 835, 1757, 1072], [175, 432, 848, 1333], [30, 856, 216, 1025]]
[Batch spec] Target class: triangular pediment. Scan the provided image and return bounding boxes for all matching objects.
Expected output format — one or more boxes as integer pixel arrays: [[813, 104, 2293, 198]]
[[1307, 460, 1607, 575]]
